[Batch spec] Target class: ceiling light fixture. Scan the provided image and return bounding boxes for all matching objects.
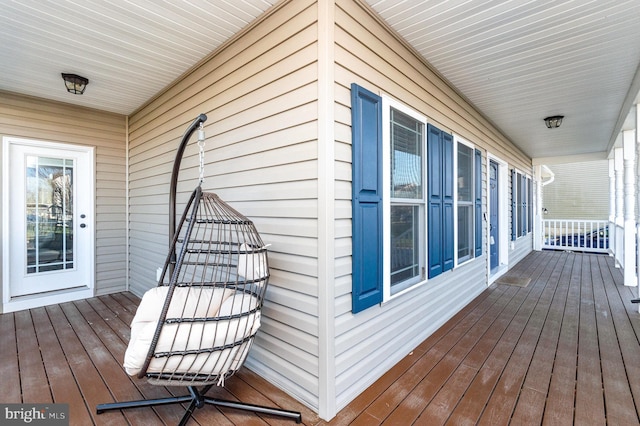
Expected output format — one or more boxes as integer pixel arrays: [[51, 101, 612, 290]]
[[544, 115, 564, 129], [61, 73, 89, 95]]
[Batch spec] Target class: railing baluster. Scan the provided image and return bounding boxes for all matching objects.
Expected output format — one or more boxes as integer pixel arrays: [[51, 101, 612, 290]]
[[541, 218, 609, 253]]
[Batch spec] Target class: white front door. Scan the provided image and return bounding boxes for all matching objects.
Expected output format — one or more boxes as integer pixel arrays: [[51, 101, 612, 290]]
[[3, 137, 94, 311]]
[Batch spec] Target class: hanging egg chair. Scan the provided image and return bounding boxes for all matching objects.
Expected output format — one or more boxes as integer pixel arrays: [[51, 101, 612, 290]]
[[97, 114, 302, 424]]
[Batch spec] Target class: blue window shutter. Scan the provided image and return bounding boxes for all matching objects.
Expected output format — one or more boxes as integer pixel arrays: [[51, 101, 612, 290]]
[[527, 177, 533, 233], [427, 124, 443, 278], [442, 132, 454, 272], [521, 174, 527, 237], [511, 169, 517, 241], [427, 125, 454, 277], [474, 149, 482, 257], [351, 83, 383, 313]]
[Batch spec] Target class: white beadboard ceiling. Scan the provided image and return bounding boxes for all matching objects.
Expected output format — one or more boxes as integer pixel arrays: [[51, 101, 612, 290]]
[[1, 1, 640, 161]]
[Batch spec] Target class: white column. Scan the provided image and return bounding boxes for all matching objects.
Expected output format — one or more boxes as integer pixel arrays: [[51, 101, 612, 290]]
[[636, 105, 640, 309], [615, 148, 624, 268], [610, 158, 616, 222], [616, 148, 624, 224], [533, 165, 542, 251], [623, 131, 636, 286], [609, 158, 616, 256]]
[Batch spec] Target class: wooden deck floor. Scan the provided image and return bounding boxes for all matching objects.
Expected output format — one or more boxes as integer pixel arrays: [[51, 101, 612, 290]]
[[2, 251, 640, 425]]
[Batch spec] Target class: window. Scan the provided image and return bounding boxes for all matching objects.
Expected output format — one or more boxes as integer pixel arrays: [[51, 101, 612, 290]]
[[511, 170, 532, 240], [389, 108, 425, 293], [517, 174, 524, 236], [455, 139, 483, 265], [350, 84, 483, 312], [457, 143, 474, 263]]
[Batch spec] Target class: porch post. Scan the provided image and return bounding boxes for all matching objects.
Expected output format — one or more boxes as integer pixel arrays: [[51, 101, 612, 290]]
[[533, 165, 542, 251], [609, 158, 616, 257], [623, 132, 636, 286], [636, 104, 640, 309], [615, 148, 624, 268]]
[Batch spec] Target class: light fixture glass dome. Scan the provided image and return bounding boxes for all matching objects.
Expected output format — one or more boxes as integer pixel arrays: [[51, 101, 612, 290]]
[[544, 115, 564, 129], [61, 73, 89, 95]]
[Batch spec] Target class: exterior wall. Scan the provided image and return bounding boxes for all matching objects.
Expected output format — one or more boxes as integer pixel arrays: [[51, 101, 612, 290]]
[[0, 0, 540, 418], [334, 0, 532, 412], [543, 160, 609, 219], [0, 91, 127, 309], [510, 234, 533, 266], [127, 0, 322, 410]]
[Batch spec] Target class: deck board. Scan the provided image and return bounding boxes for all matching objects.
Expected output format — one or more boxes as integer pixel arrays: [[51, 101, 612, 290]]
[[2, 251, 640, 425], [449, 251, 565, 425], [0, 311, 21, 403], [358, 286, 514, 424], [593, 256, 639, 424], [15, 309, 52, 403], [30, 307, 94, 426]]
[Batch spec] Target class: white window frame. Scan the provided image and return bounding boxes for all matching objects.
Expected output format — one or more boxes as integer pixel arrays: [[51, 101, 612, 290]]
[[454, 135, 476, 266], [381, 96, 428, 302], [513, 169, 533, 239]]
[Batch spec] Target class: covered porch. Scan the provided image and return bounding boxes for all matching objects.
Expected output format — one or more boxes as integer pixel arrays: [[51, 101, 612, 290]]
[[3, 250, 639, 425]]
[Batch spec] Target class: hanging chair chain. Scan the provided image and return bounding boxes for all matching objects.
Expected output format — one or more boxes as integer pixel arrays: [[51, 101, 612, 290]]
[[198, 122, 206, 184]]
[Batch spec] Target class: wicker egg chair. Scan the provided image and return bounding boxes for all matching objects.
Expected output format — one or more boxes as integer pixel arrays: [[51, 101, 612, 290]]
[[97, 115, 302, 425]]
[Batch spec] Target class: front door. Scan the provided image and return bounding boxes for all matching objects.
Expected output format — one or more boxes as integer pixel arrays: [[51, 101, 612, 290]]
[[489, 160, 500, 270], [3, 138, 94, 305]]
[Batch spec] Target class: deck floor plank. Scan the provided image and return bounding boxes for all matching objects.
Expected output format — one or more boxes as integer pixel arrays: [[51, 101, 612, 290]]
[[600, 255, 640, 414], [30, 307, 94, 426], [511, 252, 580, 424], [359, 285, 520, 424], [45, 303, 127, 426], [447, 251, 565, 425], [476, 252, 570, 425], [590, 257, 638, 425], [14, 309, 52, 403], [70, 298, 168, 426], [333, 286, 504, 426], [573, 253, 606, 425], [0, 312, 21, 403], [3, 251, 640, 425]]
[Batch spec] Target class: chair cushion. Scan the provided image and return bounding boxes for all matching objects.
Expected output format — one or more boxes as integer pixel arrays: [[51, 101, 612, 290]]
[[124, 286, 260, 378], [237, 243, 268, 281]]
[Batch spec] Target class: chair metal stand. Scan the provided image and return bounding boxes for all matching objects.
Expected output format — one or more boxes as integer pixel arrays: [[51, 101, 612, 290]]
[[96, 385, 302, 425]]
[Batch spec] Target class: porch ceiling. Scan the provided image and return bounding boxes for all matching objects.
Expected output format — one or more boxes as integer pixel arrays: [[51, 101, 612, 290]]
[[1, 1, 639, 161]]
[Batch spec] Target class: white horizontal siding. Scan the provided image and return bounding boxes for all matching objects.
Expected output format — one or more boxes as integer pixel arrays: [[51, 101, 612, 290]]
[[332, 0, 531, 413], [127, 0, 321, 410], [0, 91, 127, 298], [510, 233, 533, 266], [543, 160, 609, 220]]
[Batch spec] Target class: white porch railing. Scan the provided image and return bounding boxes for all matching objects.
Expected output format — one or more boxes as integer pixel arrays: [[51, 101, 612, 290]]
[[542, 219, 610, 254]]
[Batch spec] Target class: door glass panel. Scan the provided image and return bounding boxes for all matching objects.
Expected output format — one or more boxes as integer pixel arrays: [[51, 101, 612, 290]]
[[25, 156, 74, 274]]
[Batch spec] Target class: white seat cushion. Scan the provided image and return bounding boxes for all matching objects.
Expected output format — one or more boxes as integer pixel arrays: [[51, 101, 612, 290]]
[[124, 286, 260, 378]]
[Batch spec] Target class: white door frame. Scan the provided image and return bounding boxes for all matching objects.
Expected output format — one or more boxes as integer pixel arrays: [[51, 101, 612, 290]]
[[487, 152, 509, 283], [2, 137, 95, 312]]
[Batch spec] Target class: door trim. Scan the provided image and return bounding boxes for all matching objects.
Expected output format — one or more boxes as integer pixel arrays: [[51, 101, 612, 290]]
[[486, 152, 509, 283], [489, 159, 500, 271], [2, 136, 95, 313]]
